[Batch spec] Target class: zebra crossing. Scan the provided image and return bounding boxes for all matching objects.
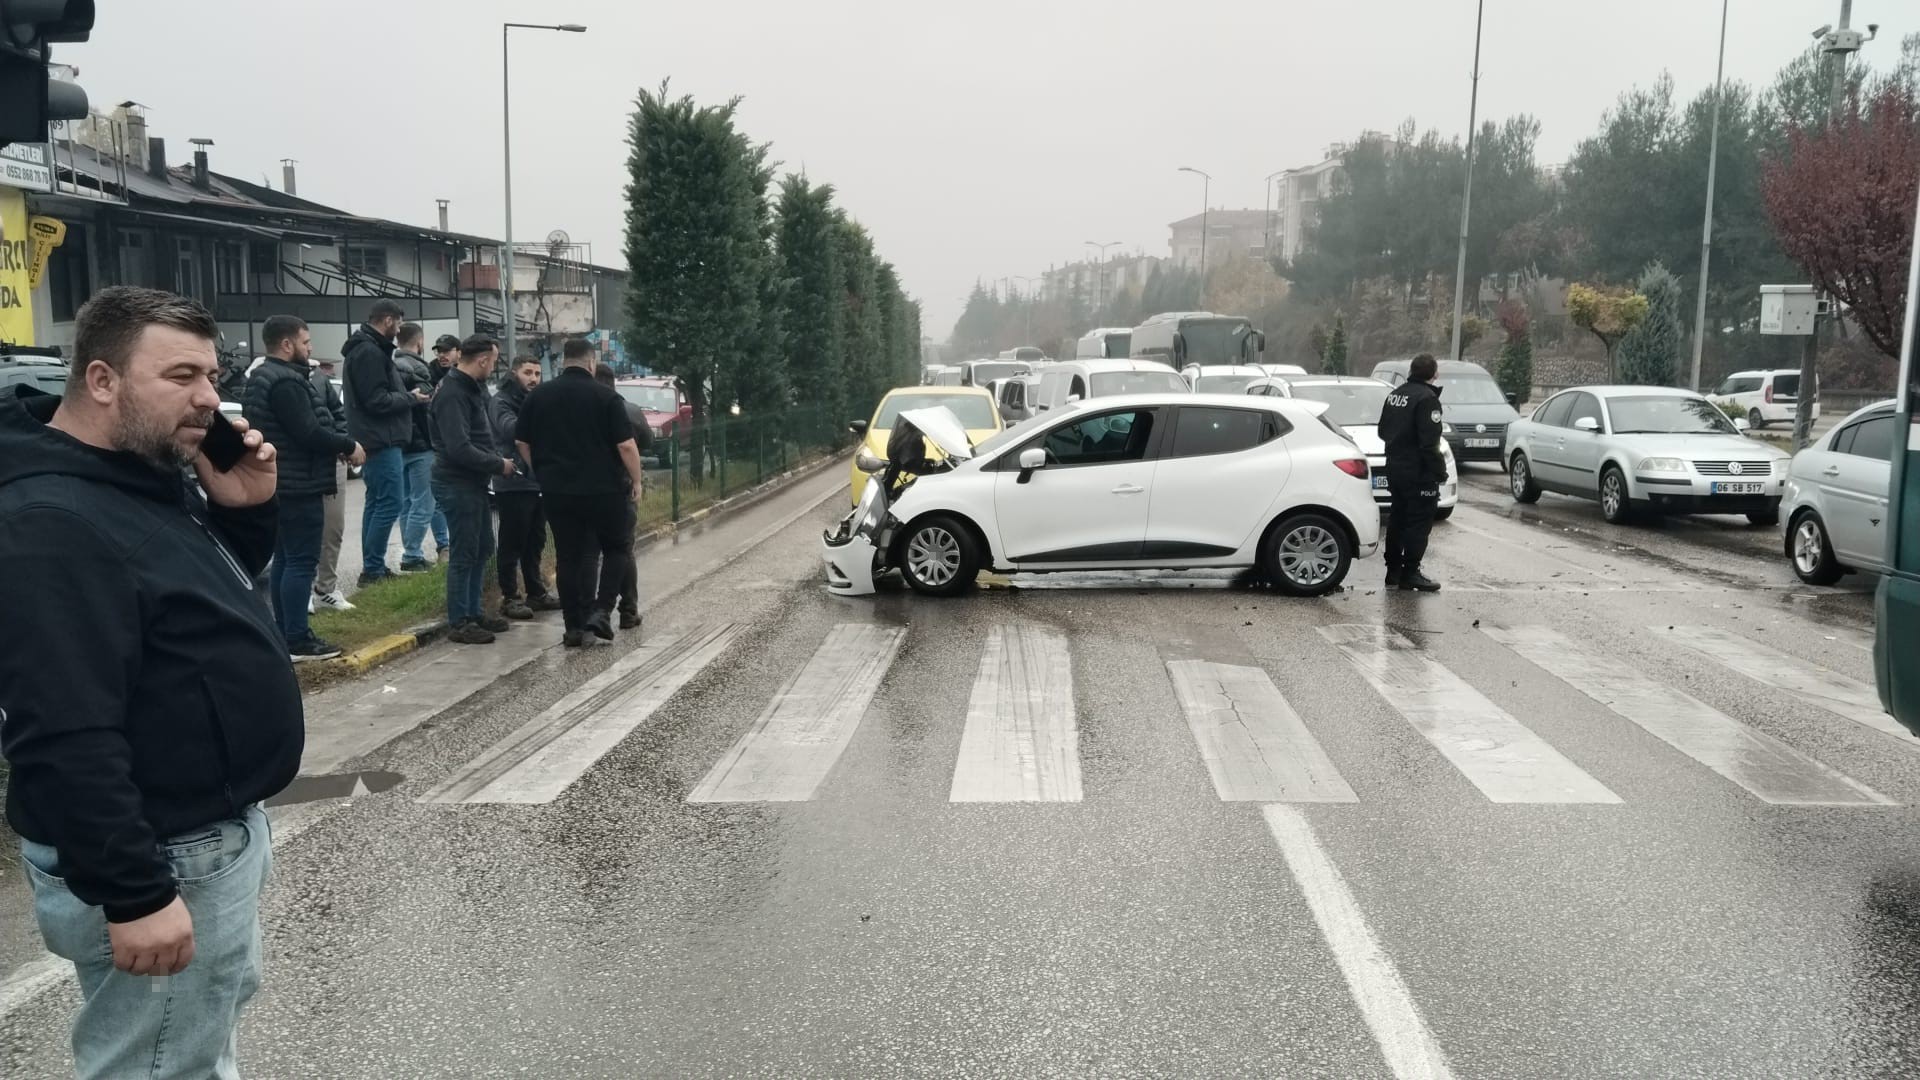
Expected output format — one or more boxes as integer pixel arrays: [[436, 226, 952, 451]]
[[418, 615, 1901, 811]]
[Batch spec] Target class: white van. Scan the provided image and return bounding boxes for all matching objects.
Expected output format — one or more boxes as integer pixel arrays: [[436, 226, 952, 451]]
[[1075, 327, 1132, 360], [960, 358, 1032, 388], [1031, 359, 1190, 415], [1711, 369, 1819, 429], [997, 346, 1050, 364]]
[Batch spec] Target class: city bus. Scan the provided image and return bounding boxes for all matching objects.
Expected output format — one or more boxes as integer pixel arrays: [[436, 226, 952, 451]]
[[1876, 188, 1920, 733], [1128, 311, 1266, 367]]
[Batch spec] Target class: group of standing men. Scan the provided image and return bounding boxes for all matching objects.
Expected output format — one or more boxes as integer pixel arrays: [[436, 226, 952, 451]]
[[245, 299, 651, 657]]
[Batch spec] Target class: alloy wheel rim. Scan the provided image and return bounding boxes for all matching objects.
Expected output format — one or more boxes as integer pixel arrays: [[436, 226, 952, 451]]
[[1603, 474, 1622, 516], [1794, 520, 1822, 574], [1278, 525, 1338, 586], [1511, 458, 1529, 497], [908, 527, 960, 585]]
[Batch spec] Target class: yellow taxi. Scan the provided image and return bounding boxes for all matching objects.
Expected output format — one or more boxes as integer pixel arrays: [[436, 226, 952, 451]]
[[848, 386, 1003, 504]]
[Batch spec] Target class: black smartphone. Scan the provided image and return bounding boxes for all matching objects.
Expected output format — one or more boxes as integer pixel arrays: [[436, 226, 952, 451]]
[[201, 410, 250, 473]]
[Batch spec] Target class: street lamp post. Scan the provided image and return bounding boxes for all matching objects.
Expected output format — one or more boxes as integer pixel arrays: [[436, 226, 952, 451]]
[[1085, 240, 1121, 312], [1013, 276, 1040, 343], [1447, 0, 1485, 364], [1178, 166, 1211, 275], [502, 21, 586, 360], [1689, 0, 1730, 393]]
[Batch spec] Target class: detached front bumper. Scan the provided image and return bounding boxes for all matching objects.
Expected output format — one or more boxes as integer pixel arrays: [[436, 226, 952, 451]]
[[823, 485, 892, 597]]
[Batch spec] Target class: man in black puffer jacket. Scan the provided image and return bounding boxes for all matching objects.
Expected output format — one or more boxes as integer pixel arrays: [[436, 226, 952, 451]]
[[341, 299, 422, 585], [244, 315, 363, 659], [1378, 352, 1447, 593], [0, 287, 302, 1078]]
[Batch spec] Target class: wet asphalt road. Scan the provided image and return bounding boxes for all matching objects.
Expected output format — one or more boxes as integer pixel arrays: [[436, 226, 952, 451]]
[[5, 463, 1917, 1078]]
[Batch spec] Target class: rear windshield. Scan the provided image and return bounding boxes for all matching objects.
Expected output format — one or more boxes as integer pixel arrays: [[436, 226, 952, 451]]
[[875, 394, 997, 429], [1289, 382, 1391, 427], [1091, 370, 1191, 396], [1193, 374, 1262, 395], [1772, 373, 1801, 397], [968, 362, 1028, 385]]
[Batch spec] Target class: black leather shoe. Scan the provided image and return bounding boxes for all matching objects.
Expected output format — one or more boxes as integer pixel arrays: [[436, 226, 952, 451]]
[[584, 609, 615, 641], [1399, 572, 1442, 593], [619, 611, 642, 630], [562, 630, 588, 648], [1384, 567, 1401, 588]]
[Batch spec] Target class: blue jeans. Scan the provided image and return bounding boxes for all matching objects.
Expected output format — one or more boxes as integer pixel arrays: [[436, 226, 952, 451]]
[[21, 805, 272, 1080], [358, 446, 405, 577], [401, 450, 449, 560], [433, 478, 494, 625], [267, 492, 325, 644]]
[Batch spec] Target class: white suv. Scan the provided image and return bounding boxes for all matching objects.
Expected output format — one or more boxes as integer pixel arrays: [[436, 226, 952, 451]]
[[1711, 369, 1819, 430]]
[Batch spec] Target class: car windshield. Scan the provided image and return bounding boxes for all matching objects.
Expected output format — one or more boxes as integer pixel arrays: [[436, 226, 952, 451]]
[[617, 384, 680, 413], [968, 362, 1027, 384], [1607, 395, 1738, 435], [1435, 374, 1509, 405], [1194, 374, 1262, 394], [875, 394, 998, 429], [1091, 370, 1191, 396], [1289, 382, 1391, 426], [1102, 332, 1131, 358], [1180, 319, 1256, 365]]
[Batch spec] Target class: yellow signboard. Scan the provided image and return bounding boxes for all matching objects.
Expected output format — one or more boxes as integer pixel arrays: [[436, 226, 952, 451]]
[[0, 187, 33, 346], [27, 215, 65, 291]]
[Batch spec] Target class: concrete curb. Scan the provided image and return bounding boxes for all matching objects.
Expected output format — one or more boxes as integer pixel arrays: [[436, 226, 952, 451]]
[[309, 450, 849, 685]]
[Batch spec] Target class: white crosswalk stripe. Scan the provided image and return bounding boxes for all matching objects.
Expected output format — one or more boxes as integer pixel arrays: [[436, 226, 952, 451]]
[[1484, 625, 1893, 806], [950, 626, 1082, 802], [1319, 624, 1621, 804], [1168, 660, 1356, 802], [420, 624, 743, 805], [688, 623, 907, 803], [1651, 625, 1920, 750]]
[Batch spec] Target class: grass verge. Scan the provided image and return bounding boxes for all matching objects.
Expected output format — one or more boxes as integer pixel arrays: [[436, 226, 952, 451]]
[[310, 567, 450, 655]]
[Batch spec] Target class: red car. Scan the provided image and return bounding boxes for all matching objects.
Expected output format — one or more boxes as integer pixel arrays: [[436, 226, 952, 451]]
[[615, 376, 691, 466]]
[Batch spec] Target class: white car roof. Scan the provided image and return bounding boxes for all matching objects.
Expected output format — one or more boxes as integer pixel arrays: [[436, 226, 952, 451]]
[[1051, 359, 1177, 374], [1564, 385, 1704, 399], [1040, 391, 1329, 420], [1187, 365, 1267, 376]]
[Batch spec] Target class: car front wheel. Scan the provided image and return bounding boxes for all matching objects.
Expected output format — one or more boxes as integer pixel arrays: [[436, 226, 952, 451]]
[[1509, 452, 1541, 503], [898, 515, 980, 597], [1599, 466, 1636, 525], [1264, 513, 1352, 597], [1789, 511, 1846, 585]]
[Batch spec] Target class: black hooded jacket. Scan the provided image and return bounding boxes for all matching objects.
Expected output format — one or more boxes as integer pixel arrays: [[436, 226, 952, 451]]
[[0, 387, 303, 922], [1379, 379, 1448, 488]]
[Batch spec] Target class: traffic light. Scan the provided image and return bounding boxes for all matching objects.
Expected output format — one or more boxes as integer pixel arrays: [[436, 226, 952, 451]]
[[0, 1, 94, 147]]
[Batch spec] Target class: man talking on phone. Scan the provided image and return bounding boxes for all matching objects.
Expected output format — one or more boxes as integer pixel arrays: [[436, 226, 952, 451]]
[[244, 314, 365, 660], [0, 287, 302, 1078]]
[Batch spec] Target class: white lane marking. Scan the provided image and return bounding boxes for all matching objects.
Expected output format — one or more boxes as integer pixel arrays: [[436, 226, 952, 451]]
[[1319, 625, 1620, 804], [1168, 661, 1356, 802], [421, 625, 743, 804], [1484, 625, 1893, 806], [950, 626, 1081, 802], [1263, 806, 1455, 1080], [689, 624, 906, 802], [0, 955, 70, 1018], [1654, 625, 1919, 749]]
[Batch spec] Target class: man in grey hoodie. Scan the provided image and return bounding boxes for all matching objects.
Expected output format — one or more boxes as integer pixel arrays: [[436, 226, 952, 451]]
[[391, 323, 449, 571]]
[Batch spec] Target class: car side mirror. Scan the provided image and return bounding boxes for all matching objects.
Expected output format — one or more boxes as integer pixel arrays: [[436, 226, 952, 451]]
[[1016, 447, 1046, 484], [1065, 394, 1082, 405], [1505, 392, 1518, 406], [848, 419, 869, 435], [854, 449, 886, 474], [1574, 417, 1601, 433], [1252, 330, 1267, 353], [1734, 417, 1751, 432]]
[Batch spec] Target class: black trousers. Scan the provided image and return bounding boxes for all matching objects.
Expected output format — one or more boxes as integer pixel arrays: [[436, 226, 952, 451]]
[[616, 498, 641, 619], [1384, 470, 1439, 574], [544, 491, 631, 631], [495, 492, 548, 599]]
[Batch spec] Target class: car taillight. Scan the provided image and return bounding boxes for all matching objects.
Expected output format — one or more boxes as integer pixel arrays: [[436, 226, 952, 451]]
[[1334, 458, 1369, 480], [1765, 383, 1774, 403]]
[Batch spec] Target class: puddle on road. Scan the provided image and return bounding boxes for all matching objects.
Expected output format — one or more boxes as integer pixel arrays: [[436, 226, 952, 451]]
[[267, 770, 406, 807]]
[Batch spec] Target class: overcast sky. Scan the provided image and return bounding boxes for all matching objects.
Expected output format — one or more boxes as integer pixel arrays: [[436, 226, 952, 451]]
[[63, 1, 1885, 336]]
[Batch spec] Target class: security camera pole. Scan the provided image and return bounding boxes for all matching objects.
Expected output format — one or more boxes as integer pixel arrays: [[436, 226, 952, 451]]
[[1795, 2, 1872, 450]]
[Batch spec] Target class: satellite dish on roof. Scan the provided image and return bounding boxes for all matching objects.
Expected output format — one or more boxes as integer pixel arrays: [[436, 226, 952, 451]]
[[546, 229, 569, 248]]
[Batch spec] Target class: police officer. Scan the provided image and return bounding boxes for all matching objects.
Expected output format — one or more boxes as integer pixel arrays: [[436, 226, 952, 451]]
[[1378, 352, 1446, 592]]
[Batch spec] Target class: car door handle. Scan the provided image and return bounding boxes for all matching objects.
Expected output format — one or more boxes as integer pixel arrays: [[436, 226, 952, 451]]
[[1822, 467, 1841, 477], [1111, 484, 1145, 495]]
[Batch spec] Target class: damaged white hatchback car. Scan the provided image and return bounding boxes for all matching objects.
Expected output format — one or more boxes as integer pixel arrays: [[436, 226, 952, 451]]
[[823, 394, 1382, 598]]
